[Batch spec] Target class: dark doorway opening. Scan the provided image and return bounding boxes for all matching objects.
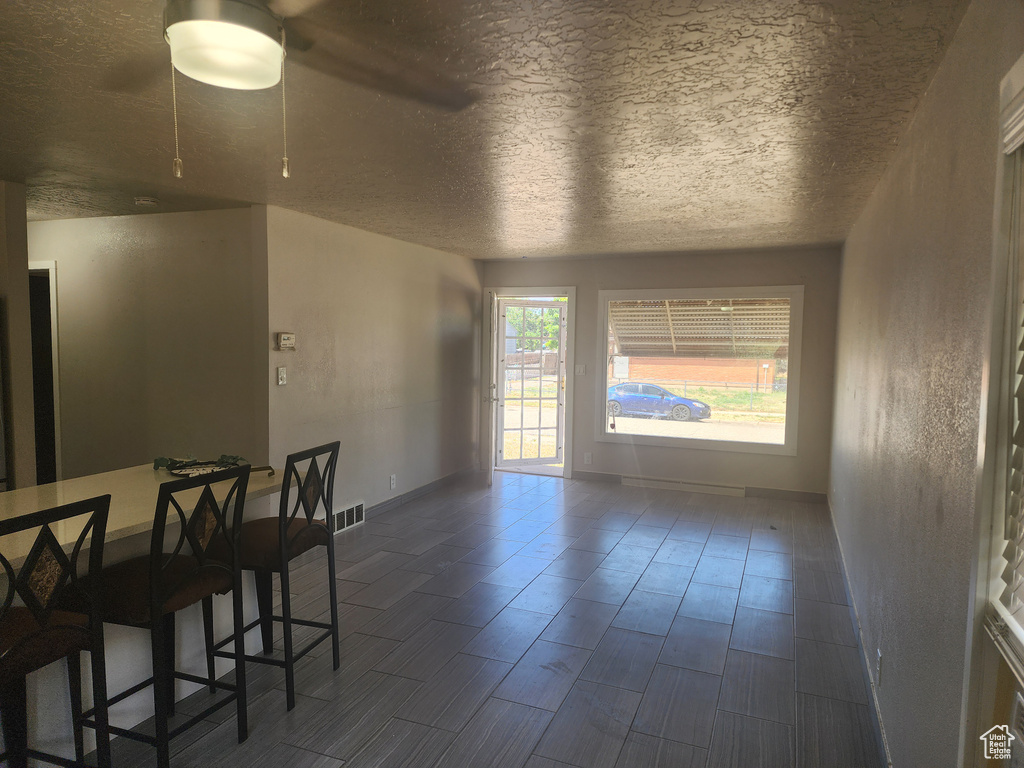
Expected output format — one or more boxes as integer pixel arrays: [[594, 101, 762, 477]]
[[29, 271, 56, 484]]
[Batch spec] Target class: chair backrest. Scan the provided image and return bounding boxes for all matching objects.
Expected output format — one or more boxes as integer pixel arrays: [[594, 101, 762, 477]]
[[279, 442, 341, 539], [150, 465, 250, 612], [0, 495, 110, 672]]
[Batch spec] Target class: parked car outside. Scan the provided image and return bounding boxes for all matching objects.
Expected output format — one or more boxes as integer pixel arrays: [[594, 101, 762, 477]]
[[607, 383, 711, 421]]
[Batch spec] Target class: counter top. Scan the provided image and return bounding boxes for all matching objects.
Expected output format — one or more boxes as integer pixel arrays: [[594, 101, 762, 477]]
[[0, 463, 281, 559]]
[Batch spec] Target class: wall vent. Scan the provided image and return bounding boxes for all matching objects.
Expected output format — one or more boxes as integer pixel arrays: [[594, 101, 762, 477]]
[[333, 501, 365, 533]]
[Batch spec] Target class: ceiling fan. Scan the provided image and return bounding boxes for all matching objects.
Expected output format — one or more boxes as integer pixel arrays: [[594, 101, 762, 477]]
[[107, 0, 476, 111]]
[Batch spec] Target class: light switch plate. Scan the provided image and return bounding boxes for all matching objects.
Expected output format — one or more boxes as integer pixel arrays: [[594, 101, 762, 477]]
[[575, 364, 586, 375], [277, 366, 287, 385]]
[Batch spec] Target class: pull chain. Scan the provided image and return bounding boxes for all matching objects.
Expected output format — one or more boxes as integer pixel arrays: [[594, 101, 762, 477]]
[[280, 29, 290, 179], [171, 63, 183, 178], [169, 36, 288, 179]]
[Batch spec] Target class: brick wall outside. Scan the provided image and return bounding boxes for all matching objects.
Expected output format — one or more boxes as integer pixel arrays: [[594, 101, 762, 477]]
[[610, 356, 777, 391]]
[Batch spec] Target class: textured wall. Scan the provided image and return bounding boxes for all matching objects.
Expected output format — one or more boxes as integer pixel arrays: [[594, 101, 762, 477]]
[[829, 1, 1024, 764], [27, 209, 269, 477], [265, 207, 482, 508], [483, 245, 839, 493], [0, 182, 35, 487]]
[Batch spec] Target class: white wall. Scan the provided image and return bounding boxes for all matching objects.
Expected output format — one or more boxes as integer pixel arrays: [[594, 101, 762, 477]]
[[829, 1, 1024, 764], [483, 245, 839, 494], [28, 209, 269, 478], [264, 207, 482, 508]]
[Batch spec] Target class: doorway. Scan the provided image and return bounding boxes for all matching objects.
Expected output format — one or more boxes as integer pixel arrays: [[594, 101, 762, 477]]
[[28, 262, 61, 483], [485, 289, 576, 481]]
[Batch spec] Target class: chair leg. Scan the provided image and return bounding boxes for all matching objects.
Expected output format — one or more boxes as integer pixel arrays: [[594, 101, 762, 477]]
[[90, 623, 112, 768], [151, 618, 172, 768], [162, 613, 176, 716], [232, 578, 248, 744], [280, 563, 296, 711], [202, 596, 217, 693], [254, 570, 274, 655], [0, 677, 29, 768], [67, 652, 84, 763], [326, 542, 340, 671]]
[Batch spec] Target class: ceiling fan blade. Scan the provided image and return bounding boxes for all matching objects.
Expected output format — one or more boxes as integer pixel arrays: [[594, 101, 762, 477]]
[[102, 51, 169, 93], [285, 18, 476, 111], [267, 0, 330, 19]]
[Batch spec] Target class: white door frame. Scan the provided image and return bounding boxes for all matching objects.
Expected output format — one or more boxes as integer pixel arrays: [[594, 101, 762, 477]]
[[481, 286, 576, 480], [496, 298, 566, 469]]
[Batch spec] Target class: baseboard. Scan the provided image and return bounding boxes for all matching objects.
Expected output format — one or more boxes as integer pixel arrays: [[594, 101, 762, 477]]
[[571, 470, 820, 500], [745, 486, 828, 503], [622, 475, 745, 497], [569, 470, 621, 483], [825, 496, 894, 768], [366, 466, 478, 517]]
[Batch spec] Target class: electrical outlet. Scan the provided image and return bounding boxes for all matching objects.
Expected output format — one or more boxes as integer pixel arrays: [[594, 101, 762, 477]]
[[876, 649, 882, 687], [583, 452, 593, 465], [276, 366, 287, 386], [389, 474, 397, 490]]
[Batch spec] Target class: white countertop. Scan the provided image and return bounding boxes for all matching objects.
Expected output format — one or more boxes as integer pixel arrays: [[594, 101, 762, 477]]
[[0, 463, 281, 560]]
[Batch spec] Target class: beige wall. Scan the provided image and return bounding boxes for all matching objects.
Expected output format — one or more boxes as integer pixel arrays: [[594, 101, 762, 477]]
[[483, 245, 839, 494], [829, 1, 1024, 765], [0, 182, 35, 488], [27, 208, 269, 478], [264, 207, 482, 508]]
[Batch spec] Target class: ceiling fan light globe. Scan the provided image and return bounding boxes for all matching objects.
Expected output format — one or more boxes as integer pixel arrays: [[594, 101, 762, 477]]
[[167, 19, 282, 89]]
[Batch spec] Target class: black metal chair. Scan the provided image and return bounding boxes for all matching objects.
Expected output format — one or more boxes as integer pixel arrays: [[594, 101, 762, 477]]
[[85, 466, 250, 768], [212, 442, 340, 710], [0, 494, 111, 768]]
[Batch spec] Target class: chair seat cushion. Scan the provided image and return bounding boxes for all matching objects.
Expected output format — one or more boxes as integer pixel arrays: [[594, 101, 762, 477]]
[[0, 606, 89, 684], [228, 517, 330, 571], [73, 554, 234, 626]]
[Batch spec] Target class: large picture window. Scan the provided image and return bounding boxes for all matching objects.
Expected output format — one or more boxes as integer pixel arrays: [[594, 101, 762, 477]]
[[982, 54, 1024, 680], [993, 146, 1024, 633], [598, 286, 803, 454]]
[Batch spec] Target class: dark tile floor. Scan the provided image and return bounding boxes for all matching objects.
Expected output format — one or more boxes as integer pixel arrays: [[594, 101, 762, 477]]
[[115, 471, 885, 768]]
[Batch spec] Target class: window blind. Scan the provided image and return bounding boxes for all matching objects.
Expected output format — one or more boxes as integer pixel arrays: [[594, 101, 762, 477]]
[[606, 297, 790, 359], [1001, 149, 1024, 615]]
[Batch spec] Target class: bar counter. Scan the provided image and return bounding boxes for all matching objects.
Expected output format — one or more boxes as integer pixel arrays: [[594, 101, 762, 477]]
[[0, 463, 283, 758], [0, 463, 281, 559]]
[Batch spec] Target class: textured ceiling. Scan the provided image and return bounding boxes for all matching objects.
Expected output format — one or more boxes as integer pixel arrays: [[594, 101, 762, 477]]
[[0, 0, 969, 259]]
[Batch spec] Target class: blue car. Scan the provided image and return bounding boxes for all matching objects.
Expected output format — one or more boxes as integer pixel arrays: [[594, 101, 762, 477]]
[[607, 383, 711, 421]]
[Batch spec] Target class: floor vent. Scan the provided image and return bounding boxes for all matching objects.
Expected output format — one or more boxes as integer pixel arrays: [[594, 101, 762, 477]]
[[333, 501, 365, 533], [620, 476, 744, 497]]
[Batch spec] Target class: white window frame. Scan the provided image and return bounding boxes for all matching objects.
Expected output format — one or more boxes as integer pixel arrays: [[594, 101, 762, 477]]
[[980, 50, 1024, 671], [963, 51, 1024, 768], [595, 285, 804, 456]]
